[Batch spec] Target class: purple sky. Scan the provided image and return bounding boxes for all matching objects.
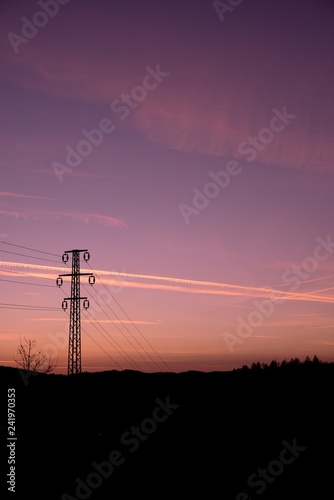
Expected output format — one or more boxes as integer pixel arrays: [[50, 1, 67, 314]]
[[0, 0, 334, 373]]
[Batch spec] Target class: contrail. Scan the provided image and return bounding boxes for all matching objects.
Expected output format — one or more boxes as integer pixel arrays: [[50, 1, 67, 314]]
[[0, 260, 333, 304]]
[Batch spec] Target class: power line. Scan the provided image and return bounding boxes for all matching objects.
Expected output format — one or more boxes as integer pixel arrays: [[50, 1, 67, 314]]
[[83, 308, 141, 371], [87, 269, 168, 372], [0, 248, 59, 263], [0, 278, 54, 287], [82, 281, 161, 372], [0, 241, 60, 257], [57, 271, 142, 370], [0, 302, 60, 312], [58, 249, 139, 374], [0, 301, 59, 309], [61, 299, 123, 371], [62, 260, 147, 371], [83, 300, 143, 370], [0, 306, 60, 311], [111, 292, 171, 372], [0, 268, 55, 281], [0, 241, 171, 372], [87, 262, 172, 372], [111, 294, 172, 372], [82, 325, 123, 371]]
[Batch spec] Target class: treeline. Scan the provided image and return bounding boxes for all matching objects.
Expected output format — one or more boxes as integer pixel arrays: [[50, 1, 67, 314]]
[[238, 354, 326, 371]]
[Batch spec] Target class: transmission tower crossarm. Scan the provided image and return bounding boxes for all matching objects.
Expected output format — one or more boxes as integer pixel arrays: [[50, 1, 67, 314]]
[[59, 272, 93, 277]]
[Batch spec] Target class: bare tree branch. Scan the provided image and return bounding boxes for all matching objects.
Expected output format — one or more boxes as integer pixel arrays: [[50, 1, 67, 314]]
[[14, 337, 57, 374]]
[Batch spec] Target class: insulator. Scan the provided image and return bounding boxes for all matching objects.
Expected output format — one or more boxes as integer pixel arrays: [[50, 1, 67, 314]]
[[89, 275, 95, 286], [62, 300, 68, 311], [56, 277, 63, 287], [83, 299, 90, 310], [62, 253, 69, 263], [83, 251, 90, 262]]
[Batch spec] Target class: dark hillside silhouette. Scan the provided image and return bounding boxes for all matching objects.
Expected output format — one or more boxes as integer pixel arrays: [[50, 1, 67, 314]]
[[0, 357, 333, 499]]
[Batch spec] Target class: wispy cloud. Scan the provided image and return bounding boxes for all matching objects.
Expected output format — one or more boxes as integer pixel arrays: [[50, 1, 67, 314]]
[[0, 209, 27, 219], [252, 335, 281, 339], [0, 39, 138, 105], [307, 340, 334, 346], [63, 211, 125, 227], [0, 191, 54, 201], [135, 97, 334, 173], [1, 0, 333, 174], [33, 168, 128, 181], [0, 208, 124, 227], [0, 334, 15, 340]]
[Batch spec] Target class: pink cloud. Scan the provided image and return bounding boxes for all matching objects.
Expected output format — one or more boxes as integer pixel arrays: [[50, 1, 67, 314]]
[[134, 95, 334, 173], [33, 168, 128, 181], [0, 209, 27, 219], [0, 207, 124, 227], [0, 38, 143, 105], [67, 212, 124, 227], [1, 2, 333, 176], [0, 191, 54, 200]]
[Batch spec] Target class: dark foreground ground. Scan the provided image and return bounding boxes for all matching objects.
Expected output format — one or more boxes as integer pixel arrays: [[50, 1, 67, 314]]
[[0, 359, 333, 499]]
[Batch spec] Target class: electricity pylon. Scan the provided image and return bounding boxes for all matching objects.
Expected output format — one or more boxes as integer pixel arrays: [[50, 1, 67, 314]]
[[57, 249, 95, 375]]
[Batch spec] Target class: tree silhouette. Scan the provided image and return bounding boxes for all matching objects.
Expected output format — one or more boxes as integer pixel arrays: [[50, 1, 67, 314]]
[[14, 337, 57, 374]]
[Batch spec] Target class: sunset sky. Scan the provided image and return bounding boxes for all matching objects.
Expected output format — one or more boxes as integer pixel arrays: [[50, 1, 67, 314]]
[[0, 0, 334, 374]]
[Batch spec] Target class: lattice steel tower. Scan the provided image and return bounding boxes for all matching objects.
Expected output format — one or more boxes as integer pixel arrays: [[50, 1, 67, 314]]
[[56, 249, 95, 375]]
